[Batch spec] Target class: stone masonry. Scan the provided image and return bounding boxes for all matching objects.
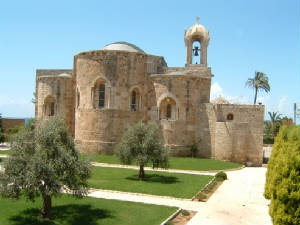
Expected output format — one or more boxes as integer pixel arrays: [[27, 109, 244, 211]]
[[35, 20, 264, 166]]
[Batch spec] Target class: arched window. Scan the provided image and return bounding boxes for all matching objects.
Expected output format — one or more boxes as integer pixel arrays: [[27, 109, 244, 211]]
[[131, 90, 137, 111], [130, 88, 141, 111], [159, 97, 177, 120], [166, 104, 172, 119], [44, 96, 56, 117], [227, 113, 234, 121], [98, 84, 105, 108]]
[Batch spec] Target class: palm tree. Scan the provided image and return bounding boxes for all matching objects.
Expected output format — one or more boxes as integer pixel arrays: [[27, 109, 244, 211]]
[[268, 111, 282, 138], [245, 71, 270, 104]]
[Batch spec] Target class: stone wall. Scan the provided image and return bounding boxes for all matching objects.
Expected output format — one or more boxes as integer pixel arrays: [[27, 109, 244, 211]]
[[197, 103, 264, 165], [35, 70, 74, 134], [74, 50, 148, 153]]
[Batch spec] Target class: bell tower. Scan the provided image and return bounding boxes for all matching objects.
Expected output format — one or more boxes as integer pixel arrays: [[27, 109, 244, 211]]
[[184, 17, 210, 66]]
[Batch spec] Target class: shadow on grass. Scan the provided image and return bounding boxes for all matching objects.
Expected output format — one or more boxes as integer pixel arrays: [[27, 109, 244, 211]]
[[9, 204, 112, 225], [126, 174, 180, 184]]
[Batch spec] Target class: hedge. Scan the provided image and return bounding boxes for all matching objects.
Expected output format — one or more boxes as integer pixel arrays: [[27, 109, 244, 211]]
[[264, 125, 300, 225]]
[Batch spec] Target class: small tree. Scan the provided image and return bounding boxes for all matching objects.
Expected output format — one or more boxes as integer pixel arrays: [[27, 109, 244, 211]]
[[115, 121, 169, 179], [0, 116, 91, 219]]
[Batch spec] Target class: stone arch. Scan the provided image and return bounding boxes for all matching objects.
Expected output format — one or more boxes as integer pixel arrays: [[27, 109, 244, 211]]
[[129, 85, 142, 111], [43, 95, 56, 116], [157, 94, 179, 120], [227, 113, 234, 121], [91, 75, 111, 109]]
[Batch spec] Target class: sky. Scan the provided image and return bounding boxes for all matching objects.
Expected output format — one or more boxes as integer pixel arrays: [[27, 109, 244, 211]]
[[0, 0, 299, 123]]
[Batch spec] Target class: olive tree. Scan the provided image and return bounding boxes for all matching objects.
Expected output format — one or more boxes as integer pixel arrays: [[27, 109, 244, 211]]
[[0, 116, 91, 219], [115, 121, 169, 179]]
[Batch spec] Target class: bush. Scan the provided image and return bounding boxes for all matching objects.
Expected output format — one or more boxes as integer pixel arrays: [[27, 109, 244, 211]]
[[196, 192, 206, 201], [264, 126, 300, 225], [189, 142, 198, 158], [263, 135, 274, 144], [165, 221, 174, 225], [182, 210, 190, 216], [215, 171, 227, 181]]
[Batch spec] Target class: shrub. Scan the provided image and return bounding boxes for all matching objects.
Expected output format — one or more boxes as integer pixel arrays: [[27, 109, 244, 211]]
[[264, 125, 300, 225], [189, 142, 198, 158], [215, 171, 227, 181], [165, 221, 174, 225], [182, 210, 190, 216], [263, 135, 274, 144], [196, 192, 206, 201]]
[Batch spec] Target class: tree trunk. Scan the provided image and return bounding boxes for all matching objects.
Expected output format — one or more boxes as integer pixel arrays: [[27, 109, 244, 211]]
[[41, 194, 52, 219], [254, 88, 258, 104], [139, 164, 145, 179]]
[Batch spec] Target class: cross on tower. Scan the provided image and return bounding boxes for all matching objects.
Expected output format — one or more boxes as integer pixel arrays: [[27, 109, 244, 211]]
[[196, 16, 200, 24]]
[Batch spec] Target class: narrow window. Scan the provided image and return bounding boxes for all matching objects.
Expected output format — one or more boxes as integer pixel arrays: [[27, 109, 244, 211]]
[[166, 104, 172, 119], [99, 84, 105, 108], [50, 102, 55, 116], [227, 113, 234, 121], [131, 91, 137, 111]]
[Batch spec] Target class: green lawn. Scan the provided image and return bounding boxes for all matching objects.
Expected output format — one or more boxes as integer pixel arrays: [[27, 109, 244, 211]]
[[0, 194, 176, 225], [83, 153, 242, 171], [89, 166, 213, 198], [0, 150, 10, 155]]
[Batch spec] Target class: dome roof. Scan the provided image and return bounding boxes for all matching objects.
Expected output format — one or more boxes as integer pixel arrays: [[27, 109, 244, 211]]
[[211, 97, 231, 104], [102, 41, 145, 53], [185, 18, 210, 42]]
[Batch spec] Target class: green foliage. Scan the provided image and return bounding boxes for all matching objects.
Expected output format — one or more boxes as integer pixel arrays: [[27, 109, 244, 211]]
[[0, 114, 5, 144], [189, 141, 198, 158], [263, 135, 274, 144], [215, 171, 227, 181], [245, 71, 270, 104], [115, 121, 169, 178], [0, 116, 91, 219], [181, 210, 190, 216], [165, 221, 174, 225], [264, 126, 300, 225]]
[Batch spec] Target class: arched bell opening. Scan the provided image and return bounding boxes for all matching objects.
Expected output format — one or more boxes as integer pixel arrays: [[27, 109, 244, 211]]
[[192, 41, 201, 64]]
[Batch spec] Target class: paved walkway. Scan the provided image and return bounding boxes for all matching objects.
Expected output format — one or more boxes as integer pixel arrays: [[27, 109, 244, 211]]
[[187, 167, 272, 225], [91, 162, 217, 176]]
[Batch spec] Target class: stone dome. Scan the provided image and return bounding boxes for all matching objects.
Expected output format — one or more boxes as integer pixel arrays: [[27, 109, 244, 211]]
[[211, 97, 230, 104], [102, 41, 145, 53], [185, 20, 210, 43]]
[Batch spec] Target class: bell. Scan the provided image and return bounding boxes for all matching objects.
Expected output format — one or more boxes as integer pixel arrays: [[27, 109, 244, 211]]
[[193, 46, 200, 56]]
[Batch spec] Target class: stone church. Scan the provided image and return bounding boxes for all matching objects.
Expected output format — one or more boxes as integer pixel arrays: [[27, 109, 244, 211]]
[[35, 19, 264, 166]]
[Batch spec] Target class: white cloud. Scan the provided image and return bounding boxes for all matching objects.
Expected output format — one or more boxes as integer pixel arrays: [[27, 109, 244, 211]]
[[210, 82, 251, 104], [210, 82, 223, 99]]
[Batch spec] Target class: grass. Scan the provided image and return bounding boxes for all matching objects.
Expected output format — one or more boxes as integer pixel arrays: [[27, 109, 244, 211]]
[[83, 153, 242, 171], [88, 167, 213, 198], [0, 150, 10, 155], [0, 194, 177, 225]]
